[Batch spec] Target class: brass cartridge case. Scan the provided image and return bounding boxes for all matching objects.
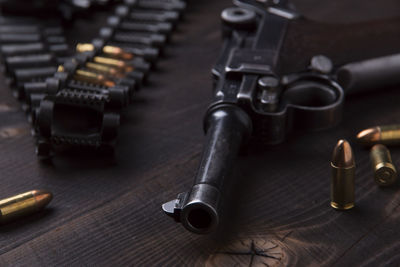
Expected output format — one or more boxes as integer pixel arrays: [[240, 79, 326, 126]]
[[85, 62, 124, 78], [357, 125, 400, 146], [331, 139, 355, 210], [57, 65, 65, 72], [103, 45, 133, 60], [76, 43, 133, 60], [93, 56, 134, 73], [370, 144, 397, 186], [74, 69, 115, 87], [0, 190, 52, 223], [76, 43, 95, 53]]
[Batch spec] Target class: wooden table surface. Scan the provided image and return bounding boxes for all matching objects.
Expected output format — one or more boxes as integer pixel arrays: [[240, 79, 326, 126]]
[[1, 1, 400, 266]]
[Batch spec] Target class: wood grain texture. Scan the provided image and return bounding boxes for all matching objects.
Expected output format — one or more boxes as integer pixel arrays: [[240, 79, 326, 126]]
[[1, 0, 400, 266]]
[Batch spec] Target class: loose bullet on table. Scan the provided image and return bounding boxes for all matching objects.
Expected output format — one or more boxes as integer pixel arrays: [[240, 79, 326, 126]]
[[0, 190, 53, 223], [370, 144, 397, 186], [331, 139, 355, 210], [357, 125, 400, 146]]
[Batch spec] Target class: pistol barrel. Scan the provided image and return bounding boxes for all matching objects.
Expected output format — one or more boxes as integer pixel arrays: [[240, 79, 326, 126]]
[[163, 105, 252, 234]]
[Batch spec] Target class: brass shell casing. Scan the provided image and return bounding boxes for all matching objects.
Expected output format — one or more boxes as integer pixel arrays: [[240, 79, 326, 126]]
[[379, 125, 400, 145], [103, 46, 133, 60], [330, 139, 355, 210], [357, 125, 400, 146], [370, 144, 397, 186], [85, 62, 123, 78], [76, 43, 95, 53], [0, 190, 53, 223], [76, 43, 133, 60], [74, 69, 115, 87], [331, 163, 355, 210], [93, 56, 134, 73]]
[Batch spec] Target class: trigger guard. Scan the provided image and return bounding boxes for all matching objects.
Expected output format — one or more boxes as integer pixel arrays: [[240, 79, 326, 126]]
[[282, 74, 344, 131]]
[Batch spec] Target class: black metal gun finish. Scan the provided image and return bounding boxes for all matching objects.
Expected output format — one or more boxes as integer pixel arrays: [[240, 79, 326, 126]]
[[163, 0, 344, 234]]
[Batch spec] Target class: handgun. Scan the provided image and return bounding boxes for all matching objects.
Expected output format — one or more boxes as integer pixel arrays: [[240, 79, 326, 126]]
[[162, 0, 345, 234]]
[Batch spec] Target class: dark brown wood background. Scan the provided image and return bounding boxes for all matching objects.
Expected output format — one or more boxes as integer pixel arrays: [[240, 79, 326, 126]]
[[1, 0, 400, 266]]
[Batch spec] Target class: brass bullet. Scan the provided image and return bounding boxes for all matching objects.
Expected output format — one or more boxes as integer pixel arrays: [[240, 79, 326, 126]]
[[331, 139, 355, 210], [0, 190, 53, 223], [103, 45, 134, 60], [93, 56, 134, 73], [76, 43, 133, 60], [57, 65, 65, 72], [370, 144, 397, 186], [74, 69, 116, 87], [357, 125, 400, 146], [85, 62, 123, 78], [76, 43, 95, 53]]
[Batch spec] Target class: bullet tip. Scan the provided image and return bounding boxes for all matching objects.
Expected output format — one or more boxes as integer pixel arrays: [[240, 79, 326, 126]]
[[356, 127, 380, 145], [33, 190, 53, 209], [331, 139, 355, 167]]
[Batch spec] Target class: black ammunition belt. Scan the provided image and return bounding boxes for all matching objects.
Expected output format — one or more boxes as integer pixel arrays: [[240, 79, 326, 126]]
[[0, 0, 187, 158]]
